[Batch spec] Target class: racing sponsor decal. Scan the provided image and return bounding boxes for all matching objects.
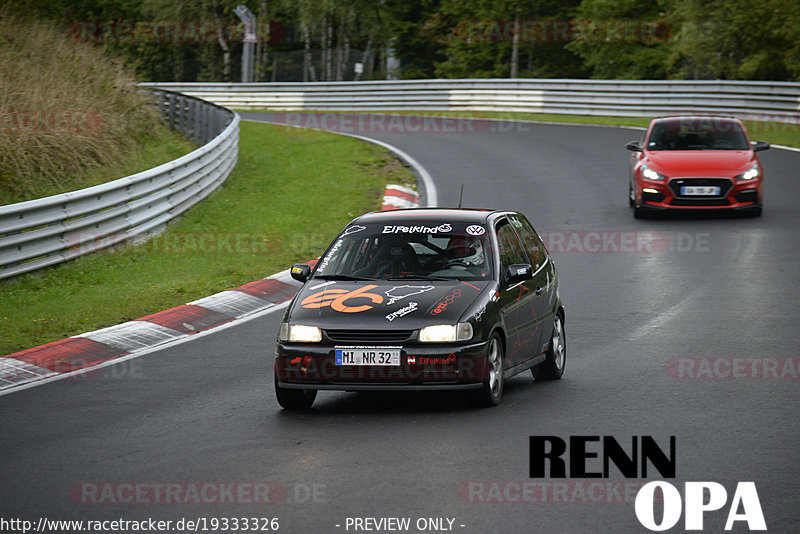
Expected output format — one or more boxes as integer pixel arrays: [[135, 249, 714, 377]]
[[466, 225, 486, 236], [385, 301, 418, 321], [341, 224, 366, 237], [473, 303, 487, 322], [385, 285, 435, 305], [291, 266, 305, 275], [290, 355, 313, 373], [418, 353, 456, 365], [301, 285, 384, 313], [316, 239, 343, 273], [430, 288, 462, 315], [382, 224, 452, 234], [407, 356, 416, 364]]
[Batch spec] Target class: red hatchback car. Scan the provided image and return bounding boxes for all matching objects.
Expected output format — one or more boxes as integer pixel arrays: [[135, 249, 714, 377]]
[[626, 116, 769, 217]]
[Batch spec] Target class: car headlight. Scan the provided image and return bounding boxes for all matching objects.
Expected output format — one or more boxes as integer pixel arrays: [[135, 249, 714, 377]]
[[736, 164, 760, 181], [419, 323, 473, 343], [279, 323, 322, 343], [641, 165, 667, 181]]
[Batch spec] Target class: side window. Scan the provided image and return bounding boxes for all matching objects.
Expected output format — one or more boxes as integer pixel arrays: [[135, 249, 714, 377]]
[[509, 215, 546, 270], [496, 222, 527, 277]]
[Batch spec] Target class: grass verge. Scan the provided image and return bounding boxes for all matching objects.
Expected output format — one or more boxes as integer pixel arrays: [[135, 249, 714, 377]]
[[0, 127, 196, 205], [243, 109, 800, 149], [0, 121, 414, 355]]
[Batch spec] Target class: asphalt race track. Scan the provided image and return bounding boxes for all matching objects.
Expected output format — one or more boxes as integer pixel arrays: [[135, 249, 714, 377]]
[[2, 113, 798, 533]]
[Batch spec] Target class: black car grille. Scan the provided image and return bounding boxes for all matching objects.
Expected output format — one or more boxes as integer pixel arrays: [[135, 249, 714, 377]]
[[325, 329, 414, 343], [735, 190, 759, 204], [642, 191, 665, 203], [668, 178, 733, 199]]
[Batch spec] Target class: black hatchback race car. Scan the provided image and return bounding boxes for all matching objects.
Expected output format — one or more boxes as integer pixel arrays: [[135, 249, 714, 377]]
[[274, 208, 565, 409]]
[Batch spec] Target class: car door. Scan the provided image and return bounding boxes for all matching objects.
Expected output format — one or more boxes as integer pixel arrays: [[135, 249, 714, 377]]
[[508, 214, 555, 358], [494, 219, 537, 369]]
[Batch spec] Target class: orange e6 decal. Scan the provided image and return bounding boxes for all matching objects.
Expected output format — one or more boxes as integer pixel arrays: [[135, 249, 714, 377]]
[[301, 285, 384, 313]]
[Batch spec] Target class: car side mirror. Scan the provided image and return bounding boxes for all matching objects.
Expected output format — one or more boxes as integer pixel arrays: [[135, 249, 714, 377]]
[[290, 263, 312, 283], [626, 141, 643, 152], [506, 264, 533, 285], [752, 141, 770, 152]]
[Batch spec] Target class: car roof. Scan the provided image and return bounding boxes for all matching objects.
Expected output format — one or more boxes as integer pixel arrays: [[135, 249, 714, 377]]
[[353, 207, 511, 225]]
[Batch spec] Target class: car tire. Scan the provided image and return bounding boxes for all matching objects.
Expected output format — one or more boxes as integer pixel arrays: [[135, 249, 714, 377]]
[[532, 314, 566, 381], [633, 205, 646, 219], [275, 374, 317, 410], [475, 334, 504, 407], [629, 183, 636, 208]]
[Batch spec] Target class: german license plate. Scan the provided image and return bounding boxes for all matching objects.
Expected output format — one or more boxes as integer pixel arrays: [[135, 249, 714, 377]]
[[681, 186, 720, 196], [335, 346, 401, 366]]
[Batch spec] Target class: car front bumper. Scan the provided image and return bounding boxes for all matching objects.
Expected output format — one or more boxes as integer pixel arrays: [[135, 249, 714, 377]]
[[637, 177, 761, 211], [275, 339, 491, 391]]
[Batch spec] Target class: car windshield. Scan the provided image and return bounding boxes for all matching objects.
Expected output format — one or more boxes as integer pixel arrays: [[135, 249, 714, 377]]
[[313, 221, 492, 281], [646, 119, 750, 151]]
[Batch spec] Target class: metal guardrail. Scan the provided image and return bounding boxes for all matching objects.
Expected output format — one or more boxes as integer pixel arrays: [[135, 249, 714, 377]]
[[0, 90, 239, 280], [139, 79, 800, 122]]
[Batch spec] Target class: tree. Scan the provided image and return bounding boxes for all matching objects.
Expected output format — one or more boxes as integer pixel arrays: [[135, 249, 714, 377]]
[[565, 0, 670, 79], [667, 0, 798, 80]]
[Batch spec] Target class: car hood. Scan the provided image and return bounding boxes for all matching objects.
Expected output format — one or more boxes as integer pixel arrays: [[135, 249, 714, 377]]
[[644, 150, 755, 176], [288, 279, 492, 329]]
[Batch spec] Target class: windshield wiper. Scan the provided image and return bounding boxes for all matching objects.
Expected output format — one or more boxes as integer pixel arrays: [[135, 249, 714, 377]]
[[313, 274, 377, 281]]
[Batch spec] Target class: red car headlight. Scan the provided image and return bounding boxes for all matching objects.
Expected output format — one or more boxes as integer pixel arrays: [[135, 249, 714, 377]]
[[735, 164, 760, 181], [641, 165, 667, 181]]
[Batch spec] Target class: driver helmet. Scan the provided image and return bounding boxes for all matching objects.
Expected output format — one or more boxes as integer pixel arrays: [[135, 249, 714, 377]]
[[446, 235, 485, 266]]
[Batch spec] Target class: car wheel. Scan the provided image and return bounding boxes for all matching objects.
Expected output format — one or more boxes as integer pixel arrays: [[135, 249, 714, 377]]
[[275, 374, 317, 410], [633, 205, 646, 219], [532, 314, 566, 381], [475, 334, 504, 407], [629, 182, 635, 208]]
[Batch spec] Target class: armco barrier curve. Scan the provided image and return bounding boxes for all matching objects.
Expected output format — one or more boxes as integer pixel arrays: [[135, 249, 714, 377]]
[[0, 90, 239, 280], [139, 79, 800, 122]]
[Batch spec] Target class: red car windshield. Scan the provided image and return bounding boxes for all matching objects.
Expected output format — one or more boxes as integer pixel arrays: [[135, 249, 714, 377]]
[[646, 119, 750, 151]]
